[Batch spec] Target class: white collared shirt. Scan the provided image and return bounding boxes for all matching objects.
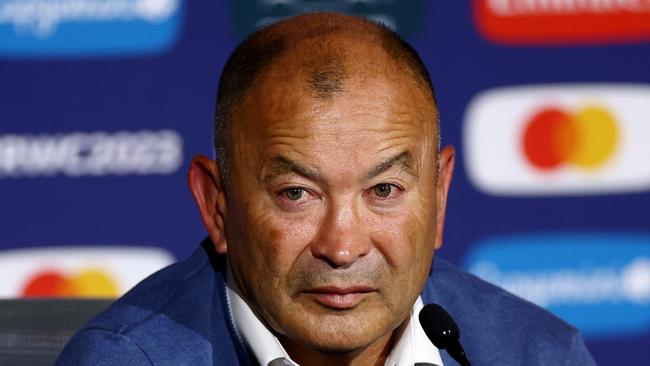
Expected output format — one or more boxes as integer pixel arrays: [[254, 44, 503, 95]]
[[225, 280, 443, 366]]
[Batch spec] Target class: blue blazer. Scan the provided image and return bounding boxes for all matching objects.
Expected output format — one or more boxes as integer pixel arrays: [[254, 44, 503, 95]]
[[56, 239, 595, 365]]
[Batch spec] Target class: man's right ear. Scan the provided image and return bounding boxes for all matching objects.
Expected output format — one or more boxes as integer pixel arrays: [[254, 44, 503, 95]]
[[188, 155, 228, 254]]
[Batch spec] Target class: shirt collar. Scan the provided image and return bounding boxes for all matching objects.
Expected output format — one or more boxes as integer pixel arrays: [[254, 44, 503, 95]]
[[225, 270, 443, 366], [226, 281, 296, 365], [384, 297, 444, 366]]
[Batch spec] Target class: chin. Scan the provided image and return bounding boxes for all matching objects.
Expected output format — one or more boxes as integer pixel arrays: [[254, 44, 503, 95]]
[[311, 332, 370, 353], [292, 311, 394, 354]]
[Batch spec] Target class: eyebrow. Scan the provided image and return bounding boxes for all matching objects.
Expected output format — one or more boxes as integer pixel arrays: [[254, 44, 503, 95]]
[[262, 155, 323, 183], [262, 150, 417, 184], [364, 151, 417, 181]]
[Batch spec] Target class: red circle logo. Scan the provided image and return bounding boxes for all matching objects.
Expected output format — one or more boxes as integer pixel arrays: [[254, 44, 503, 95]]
[[522, 105, 619, 171]]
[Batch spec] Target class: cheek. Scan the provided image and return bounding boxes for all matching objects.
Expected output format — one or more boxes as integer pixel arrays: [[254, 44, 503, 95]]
[[366, 191, 437, 301], [230, 196, 320, 286], [368, 196, 435, 267], [408, 191, 438, 274]]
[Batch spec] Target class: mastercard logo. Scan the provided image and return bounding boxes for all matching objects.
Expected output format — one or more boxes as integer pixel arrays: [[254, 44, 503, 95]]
[[522, 106, 618, 171], [21, 268, 119, 298], [0, 246, 174, 298], [464, 84, 650, 196]]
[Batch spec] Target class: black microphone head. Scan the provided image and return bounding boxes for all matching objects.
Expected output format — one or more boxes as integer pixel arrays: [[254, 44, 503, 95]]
[[418, 303, 460, 350]]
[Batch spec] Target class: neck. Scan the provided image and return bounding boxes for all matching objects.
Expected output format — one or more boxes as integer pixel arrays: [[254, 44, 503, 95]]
[[278, 321, 408, 366]]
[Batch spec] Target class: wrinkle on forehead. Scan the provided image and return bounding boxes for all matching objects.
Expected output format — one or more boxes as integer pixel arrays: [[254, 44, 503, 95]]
[[229, 44, 438, 184], [254, 127, 427, 188], [235, 106, 434, 179]]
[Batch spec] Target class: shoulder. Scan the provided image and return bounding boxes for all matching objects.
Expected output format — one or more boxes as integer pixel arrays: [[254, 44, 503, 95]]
[[56, 239, 240, 365], [55, 328, 153, 365], [422, 257, 595, 365]]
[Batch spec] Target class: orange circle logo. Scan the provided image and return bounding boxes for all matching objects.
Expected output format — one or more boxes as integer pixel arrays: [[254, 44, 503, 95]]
[[22, 268, 119, 298], [522, 105, 618, 171]]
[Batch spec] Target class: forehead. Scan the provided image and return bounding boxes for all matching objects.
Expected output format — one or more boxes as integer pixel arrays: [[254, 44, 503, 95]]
[[229, 36, 437, 171], [239, 38, 434, 126]]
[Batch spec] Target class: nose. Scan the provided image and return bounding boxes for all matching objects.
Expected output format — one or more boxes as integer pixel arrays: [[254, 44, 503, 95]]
[[310, 201, 371, 268]]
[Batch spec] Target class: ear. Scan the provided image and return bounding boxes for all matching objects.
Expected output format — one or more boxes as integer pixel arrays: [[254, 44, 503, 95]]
[[434, 146, 455, 250], [188, 155, 228, 254]]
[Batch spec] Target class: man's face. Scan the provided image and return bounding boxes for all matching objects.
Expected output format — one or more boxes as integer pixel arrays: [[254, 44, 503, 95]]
[[223, 47, 449, 357]]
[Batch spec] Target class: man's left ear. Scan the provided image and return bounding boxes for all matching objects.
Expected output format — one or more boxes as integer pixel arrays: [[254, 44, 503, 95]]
[[188, 155, 229, 254], [434, 146, 455, 250]]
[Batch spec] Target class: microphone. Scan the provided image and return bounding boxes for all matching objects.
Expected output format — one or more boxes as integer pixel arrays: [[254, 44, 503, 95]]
[[419, 303, 471, 366]]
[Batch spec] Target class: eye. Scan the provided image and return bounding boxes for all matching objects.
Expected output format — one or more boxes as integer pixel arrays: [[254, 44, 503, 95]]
[[369, 183, 403, 201], [275, 186, 318, 209], [284, 187, 304, 201], [373, 183, 393, 198]]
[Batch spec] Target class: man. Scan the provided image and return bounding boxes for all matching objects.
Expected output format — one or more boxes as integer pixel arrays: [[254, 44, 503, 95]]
[[57, 12, 595, 366]]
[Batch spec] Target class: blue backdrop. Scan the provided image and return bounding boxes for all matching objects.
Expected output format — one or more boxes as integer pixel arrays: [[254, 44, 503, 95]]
[[1, 1, 649, 364]]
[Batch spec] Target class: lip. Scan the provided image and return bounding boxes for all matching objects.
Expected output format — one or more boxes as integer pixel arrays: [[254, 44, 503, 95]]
[[304, 286, 376, 309]]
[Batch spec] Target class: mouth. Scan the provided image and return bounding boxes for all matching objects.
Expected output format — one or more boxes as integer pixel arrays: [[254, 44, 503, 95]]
[[303, 285, 376, 310]]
